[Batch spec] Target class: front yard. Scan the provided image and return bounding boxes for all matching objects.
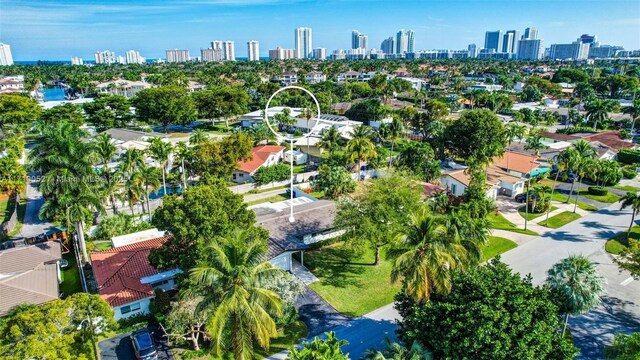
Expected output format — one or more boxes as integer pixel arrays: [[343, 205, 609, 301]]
[[486, 212, 539, 236], [575, 188, 620, 203], [538, 211, 582, 229], [606, 226, 640, 255], [550, 192, 598, 211], [482, 236, 518, 261], [518, 206, 558, 221]]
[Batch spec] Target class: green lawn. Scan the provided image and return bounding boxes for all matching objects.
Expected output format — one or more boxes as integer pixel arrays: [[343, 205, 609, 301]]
[[94, 242, 113, 251], [60, 252, 83, 297], [309, 191, 325, 199], [518, 206, 558, 221], [246, 193, 288, 206], [305, 242, 401, 317], [1, 191, 27, 239], [292, 164, 306, 174], [482, 236, 518, 261], [254, 321, 308, 359], [538, 211, 582, 229], [575, 188, 620, 203], [0, 198, 9, 222], [246, 185, 289, 194], [605, 226, 640, 255], [486, 212, 539, 236], [550, 192, 598, 211], [612, 185, 640, 192]]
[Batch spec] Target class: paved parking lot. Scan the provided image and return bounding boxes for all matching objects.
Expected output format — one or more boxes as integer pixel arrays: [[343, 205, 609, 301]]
[[98, 326, 174, 360]]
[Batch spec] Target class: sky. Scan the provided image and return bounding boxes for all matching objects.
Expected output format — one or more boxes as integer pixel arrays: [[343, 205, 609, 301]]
[[1, 0, 639, 61]]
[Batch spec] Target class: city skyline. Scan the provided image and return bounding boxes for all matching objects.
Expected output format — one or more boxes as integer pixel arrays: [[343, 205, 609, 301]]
[[1, 0, 639, 60]]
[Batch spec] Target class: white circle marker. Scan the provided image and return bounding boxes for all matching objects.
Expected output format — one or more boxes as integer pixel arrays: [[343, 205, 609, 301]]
[[264, 86, 322, 223]]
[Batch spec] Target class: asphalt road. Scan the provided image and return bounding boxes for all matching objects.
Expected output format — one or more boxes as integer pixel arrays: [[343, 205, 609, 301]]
[[16, 173, 53, 238], [98, 326, 174, 360], [501, 202, 640, 359]]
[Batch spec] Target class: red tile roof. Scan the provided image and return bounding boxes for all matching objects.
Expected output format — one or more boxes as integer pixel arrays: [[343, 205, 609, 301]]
[[90, 236, 171, 307], [493, 152, 548, 175], [238, 145, 285, 174], [582, 131, 635, 150]]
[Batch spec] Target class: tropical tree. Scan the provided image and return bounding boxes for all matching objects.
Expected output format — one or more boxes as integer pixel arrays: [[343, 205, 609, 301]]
[[619, 192, 640, 241], [585, 98, 616, 130], [363, 339, 432, 360], [346, 126, 377, 178], [139, 165, 161, 218], [605, 332, 640, 359], [546, 255, 605, 336], [571, 139, 598, 212], [301, 107, 315, 154], [622, 99, 640, 134], [391, 207, 488, 302], [379, 117, 404, 167], [504, 123, 527, 172], [318, 126, 342, 155], [119, 148, 145, 174], [122, 170, 145, 215], [148, 138, 173, 196], [189, 129, 208, 145], [189, 229, 283, 360], [287, 332, 349, 360]]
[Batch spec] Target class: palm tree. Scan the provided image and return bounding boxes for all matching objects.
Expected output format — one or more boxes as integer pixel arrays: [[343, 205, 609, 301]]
[[94, 133, 116, 166], [101, 167, 123, 213], [301, 107, 315, 154], [504, 123, 527, 173], [122, 170, 145, 214], [619, 192, 640, 241], [189, 129, 208, 145], [190, 230, 283, 360], [585, 98, 616, 130], [384, 117, 404, 168], [346, 132, 377, 180], [391, 207, 486, 302], [622, 99, 640, 134], [571, 140, 597, 212], [119, 149, 145, 174], [148, 138, 173, 196], [546, 255, 605, 337], [318, 126, 342, 155], [138, 165, 161, 218]]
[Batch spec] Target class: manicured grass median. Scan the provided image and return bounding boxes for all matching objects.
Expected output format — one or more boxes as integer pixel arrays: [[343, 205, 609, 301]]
[[482, 236, 518, 261], [486, 212, 539, 236], [612, 185, 640, 192], [550, 192, 598, 211], [575, 188, 620, 204], [538, 211, 581, 229], [605, 226, 640, 255], [246, 193, 289, 206], [305, 242, 401, 317], [518, 206, 557, 221]]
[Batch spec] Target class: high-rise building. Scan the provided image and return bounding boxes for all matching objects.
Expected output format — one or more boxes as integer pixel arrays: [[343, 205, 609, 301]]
[[165, 49, 190, 63], [295, 27, 313, 59], [211, 41, 224, 61], [222, 41, 235, 61], [71, 57, 83, 66], [94, 50, 116, 64], [484, 31, 503, 52], [589, 45, 624, 59], [269, 47, 295, 60], [517, 39, 543, 60], [503, 30, 519, 54], [468, 43, 478, 58], [381, 37, 395, 55], [578, 34, 599, 47], [312, 48, 326, 60], [396, 29, 414, 54], [351, 30, 368, 50], [125, 50, 145, 64], [201, 48, 222, 62], [0, 44, 14, 66], [523, 27, 538, 40], [549, 42, 590, 60], [247, 40, 259, 61]]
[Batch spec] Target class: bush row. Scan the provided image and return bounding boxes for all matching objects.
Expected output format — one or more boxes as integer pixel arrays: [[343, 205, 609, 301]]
[[587, 186, 608, 196]]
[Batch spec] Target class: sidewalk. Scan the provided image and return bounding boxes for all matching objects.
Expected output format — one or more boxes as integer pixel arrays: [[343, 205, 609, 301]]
[[497, 198, 591, 235]]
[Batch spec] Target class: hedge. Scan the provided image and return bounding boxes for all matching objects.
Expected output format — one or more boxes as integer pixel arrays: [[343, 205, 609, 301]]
[[622, 166, 637, 179], [617, 149, 640, 165], [587, 186, 609, 196]]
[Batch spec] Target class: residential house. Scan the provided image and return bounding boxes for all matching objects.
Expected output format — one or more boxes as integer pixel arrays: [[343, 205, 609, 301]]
[[279, 72, 298, 85], [305, 71, 326, 84], [493, 151, 552, 178], [233, 145, 285, 184], [240, 107, 303, 128], [90, 231, 181, 320], [0, 76, 24, 95], [440, 165, 525, 199], [257, 200, 341, 271], [0, 242, 63, 316], [95, 79, 151, 98]]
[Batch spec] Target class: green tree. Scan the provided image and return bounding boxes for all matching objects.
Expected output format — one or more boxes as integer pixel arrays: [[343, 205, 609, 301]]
[[287, 332, 349, 360], [445, 109, 507, 167], [391, 207, 488, 302], [148, 138, 173, 195], [253, 163, 290, 185], [149, 182, 265, 271], [0, 94, 41, 130], [91, 212, 153, 240], [318, 126, 343, 155], [82, 94, 131, 131], [336, 173, 423, 266], [546, 255, 605, 336], [622, 99, 640, 133], [312, 164, 356, 199], [586, 98, 617, 130], [394, 141, 440, 182], [192, 86, 250, 128], [191, 133, 253, 180], [189, 229, 283, 360], [132, 86, 197, 130], [139, 164, 161, 217], [619, 192, 640, 241], [41, 103, 85, 127], [189, 128, 208, 145], [363, 339, 433, 360], [395, 258, 579, 360], [605, 333, 640, 360], [162, 296, 210, 351], [346, 126, 377, 178]]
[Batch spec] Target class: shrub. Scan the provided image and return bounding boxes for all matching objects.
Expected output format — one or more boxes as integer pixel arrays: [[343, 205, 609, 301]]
[[555, 126, 594, 135], [253, 163, 290, 185], [588, 186, 609, 196], [618, 149, 640, 165], [622, 166, 637, 179]]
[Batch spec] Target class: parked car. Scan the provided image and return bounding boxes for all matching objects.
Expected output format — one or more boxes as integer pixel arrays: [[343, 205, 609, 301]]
[[130, 329, 158, 360], [515, 191, 540, 203]]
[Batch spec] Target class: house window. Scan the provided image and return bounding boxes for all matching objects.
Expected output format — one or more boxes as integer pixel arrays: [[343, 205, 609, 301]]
[[120, 302, 141, 315], [451, 184, 457, 195], [151, 279, 170, 288]]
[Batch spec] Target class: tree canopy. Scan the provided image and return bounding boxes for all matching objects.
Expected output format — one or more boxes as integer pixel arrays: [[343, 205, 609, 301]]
[[444, 109, 507, 164]]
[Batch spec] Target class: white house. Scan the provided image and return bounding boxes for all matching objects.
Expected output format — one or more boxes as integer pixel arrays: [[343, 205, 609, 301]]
[[440, 165, 525, 199], [305, 71, 326, 84], [233, 145, 286, 184], [284, 150, 308, 165], [90, 231, 181, 320]]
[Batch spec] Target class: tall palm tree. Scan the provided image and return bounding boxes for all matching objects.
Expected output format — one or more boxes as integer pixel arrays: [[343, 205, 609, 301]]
[[619, 192, 640, 241], [585, 98, 616, 130], [94, 133, 116, 166], [546, 255, 605, 337], [384, 117, 404, 168], [504, 123, 527, 172], [571, 140, 597, 212], [122, 170, 145, 215], [190, 230, 283, 360], [391, 207, 487, 302], [622, 99, 640, 134], [301, 107, 315, 154], [148, 138, 173, 196], [118, 149, 145, 175], [138, 165, 161, 218], [318, 126, 342, 155], [346, 135, 377, 180], [101, 167, 123, 213], [189, 129, 208, 145]]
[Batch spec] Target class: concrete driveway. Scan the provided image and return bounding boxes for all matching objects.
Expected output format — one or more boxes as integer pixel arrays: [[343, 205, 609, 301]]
[[295, 287, 349, 337], [98, 326, 174, 360]]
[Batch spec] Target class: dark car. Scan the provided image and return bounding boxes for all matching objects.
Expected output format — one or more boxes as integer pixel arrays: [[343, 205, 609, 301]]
[[515, 191, 540, 203], [131, 329, 158, 360]]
